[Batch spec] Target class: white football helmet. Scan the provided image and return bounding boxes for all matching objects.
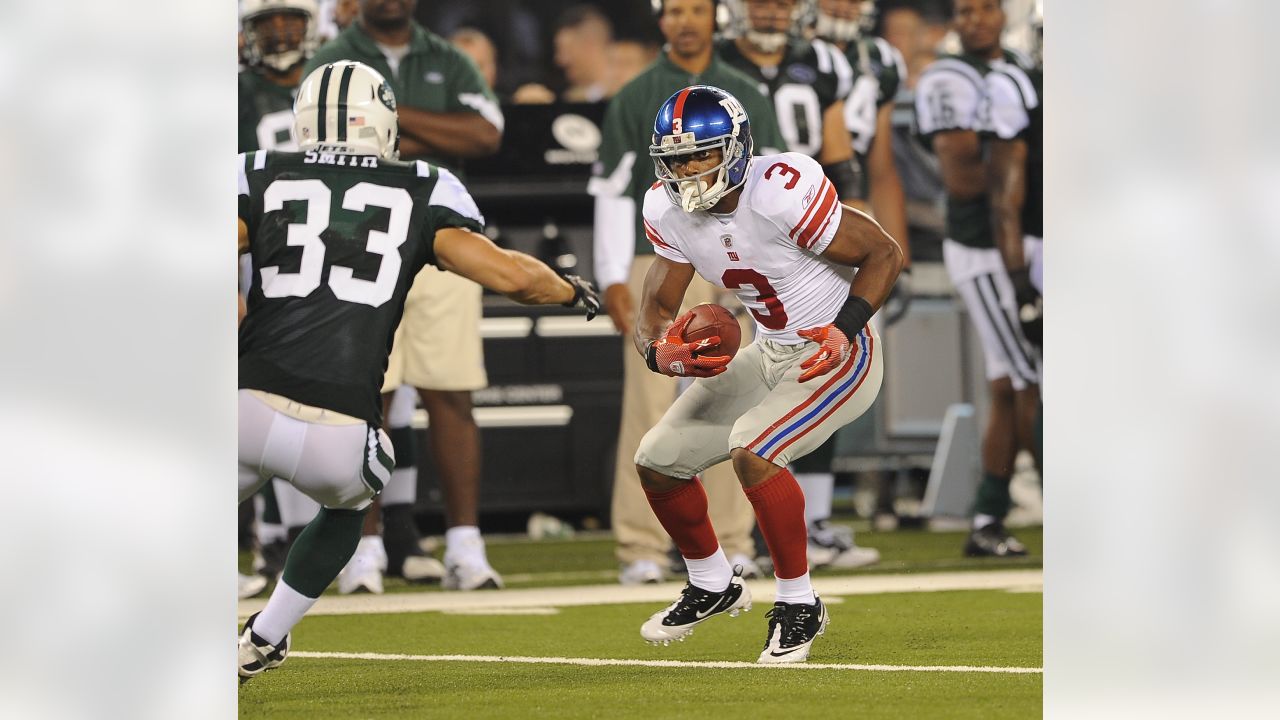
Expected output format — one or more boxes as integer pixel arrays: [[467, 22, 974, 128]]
[[813, 0, 876, 44], [725, 0, 813, 53], [294, 61, 400, 160], [241, 0, 320, 73]]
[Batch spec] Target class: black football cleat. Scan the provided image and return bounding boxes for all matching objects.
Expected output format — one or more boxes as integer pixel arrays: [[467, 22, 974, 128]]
[[757, 595, 829, 663]]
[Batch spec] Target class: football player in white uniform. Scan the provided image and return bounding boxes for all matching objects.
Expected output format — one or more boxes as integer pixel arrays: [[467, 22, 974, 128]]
[[633, 85, 902, 663]]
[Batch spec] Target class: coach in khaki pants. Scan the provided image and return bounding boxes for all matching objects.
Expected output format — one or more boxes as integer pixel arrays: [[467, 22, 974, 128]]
[[608, 255, 758, 583]]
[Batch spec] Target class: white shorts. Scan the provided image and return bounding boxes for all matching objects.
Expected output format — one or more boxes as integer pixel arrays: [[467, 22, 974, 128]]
[[635, 324, 884, 477], [943, 237, 1042, 390], [382, 265, 487, 393], [238, 389, 395, 511]]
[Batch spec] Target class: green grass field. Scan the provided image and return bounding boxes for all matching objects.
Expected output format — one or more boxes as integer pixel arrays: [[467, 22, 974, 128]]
[[239, 526, 1042, 718]]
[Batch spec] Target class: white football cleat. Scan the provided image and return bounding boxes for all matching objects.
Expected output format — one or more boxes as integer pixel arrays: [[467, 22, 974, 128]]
[[728, 553, 763, 580], [828, 544, 881, 569], [641, 571, 752, 644], [238, 572, 268, 599], [401, 554, 446, 583], [443, 534, 503, 590], [619, 559, 665, 585], [337, 539, 386, 594], [757, 596, 829, 664], [238, 613, 289, 680]]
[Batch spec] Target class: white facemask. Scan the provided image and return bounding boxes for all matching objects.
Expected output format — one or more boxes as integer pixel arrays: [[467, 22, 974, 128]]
[[815, 11, 862, 43], [746, 29, 788, 53]]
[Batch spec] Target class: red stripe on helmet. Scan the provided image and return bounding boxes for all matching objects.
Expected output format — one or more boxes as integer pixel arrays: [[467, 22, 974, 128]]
[[672, 88, 693, 127]]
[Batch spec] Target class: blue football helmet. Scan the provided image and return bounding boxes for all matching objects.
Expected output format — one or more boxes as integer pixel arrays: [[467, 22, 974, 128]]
[[650, 85, 754, 212]]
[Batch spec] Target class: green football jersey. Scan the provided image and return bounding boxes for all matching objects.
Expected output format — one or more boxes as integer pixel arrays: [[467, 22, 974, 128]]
[[717, 38, 853, 158], [841, 37, 905, 157], [984, 60, 1042, 239], [914, 49, 1027, 248], [239, 69, 299, 153], [303, 21, 501, 173], [238, 148, 484, 425], [588, 53, 787, 256]]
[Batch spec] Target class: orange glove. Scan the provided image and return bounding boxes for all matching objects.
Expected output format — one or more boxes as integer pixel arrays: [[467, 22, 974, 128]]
[[796, 324, 853, 383], [645, 312, 732, 378]]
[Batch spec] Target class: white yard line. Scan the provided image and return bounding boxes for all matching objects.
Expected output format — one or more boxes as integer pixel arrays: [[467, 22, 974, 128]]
[[290, 651, 1042, 675], [239, 569, 1041, 618]]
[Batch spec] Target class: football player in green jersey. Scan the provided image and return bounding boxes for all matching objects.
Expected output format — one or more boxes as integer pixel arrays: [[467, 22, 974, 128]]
[[812, 0, 911, 314], [238, 0, 325, 597], [236, 61, 599, 681], [719, 0, 863, 205], [915, 0, 1040, 558], [239, 0, 320, 153]]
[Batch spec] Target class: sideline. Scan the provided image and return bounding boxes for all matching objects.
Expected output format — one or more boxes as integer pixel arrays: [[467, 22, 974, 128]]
[[239, 568, 1042, 618]]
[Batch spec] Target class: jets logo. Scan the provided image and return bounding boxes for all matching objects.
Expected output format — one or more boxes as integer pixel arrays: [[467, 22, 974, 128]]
[[377, 82, 397, 111]]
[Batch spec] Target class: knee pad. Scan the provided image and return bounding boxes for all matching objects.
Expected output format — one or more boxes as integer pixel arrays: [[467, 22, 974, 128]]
[[293, 473, 378, 512], [634, 423, 690, 478]]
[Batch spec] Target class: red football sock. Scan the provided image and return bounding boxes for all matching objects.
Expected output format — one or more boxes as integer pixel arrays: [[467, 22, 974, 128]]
[[744, 467, 809, 580], [643, 478, 719, 560]]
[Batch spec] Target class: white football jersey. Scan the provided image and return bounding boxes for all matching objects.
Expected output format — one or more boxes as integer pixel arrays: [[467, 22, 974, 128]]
[[642, 152, 854, 345]]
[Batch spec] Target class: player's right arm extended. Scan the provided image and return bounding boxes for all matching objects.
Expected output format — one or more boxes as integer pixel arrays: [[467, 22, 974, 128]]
[[434, 227, 599, 316]]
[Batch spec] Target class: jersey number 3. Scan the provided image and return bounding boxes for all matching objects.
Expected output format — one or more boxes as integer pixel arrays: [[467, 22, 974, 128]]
[[260, 179, 410, 308], [722, 269, 788, 330]]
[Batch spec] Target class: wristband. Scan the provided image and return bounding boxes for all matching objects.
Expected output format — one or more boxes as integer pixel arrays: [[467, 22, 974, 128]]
[[644, 342, 659, 373], [832, 295, 874, 339]]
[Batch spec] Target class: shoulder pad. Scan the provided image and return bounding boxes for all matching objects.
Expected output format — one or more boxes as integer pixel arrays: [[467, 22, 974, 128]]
[[750, 152, 840, 251]]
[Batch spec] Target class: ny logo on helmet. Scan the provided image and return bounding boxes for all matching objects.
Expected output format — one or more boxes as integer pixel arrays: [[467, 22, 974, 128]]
[[718, 96, 746, 134]]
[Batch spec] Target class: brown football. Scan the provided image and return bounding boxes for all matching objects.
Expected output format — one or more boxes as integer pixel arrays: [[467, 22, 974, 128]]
[[681, 303, 741, 360]]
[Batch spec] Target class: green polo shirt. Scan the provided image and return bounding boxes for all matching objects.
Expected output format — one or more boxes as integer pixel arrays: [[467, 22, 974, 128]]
[[303, 21, 501, 172], [588, 53, 786, 256]]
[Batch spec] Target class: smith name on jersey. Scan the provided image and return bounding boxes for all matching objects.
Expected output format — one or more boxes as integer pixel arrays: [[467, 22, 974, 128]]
[[238, 148, 484, 425], [643, 152, 853, 346]]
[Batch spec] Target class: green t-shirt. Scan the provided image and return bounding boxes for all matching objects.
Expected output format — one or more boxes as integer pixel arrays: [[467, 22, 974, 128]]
[[588, 53, 787, 256], [238, 69, 298, 153], [304, 22, 501, 173]]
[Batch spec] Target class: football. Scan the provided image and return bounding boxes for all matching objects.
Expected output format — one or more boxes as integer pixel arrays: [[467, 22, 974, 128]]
[[681, 303, 741, 360]]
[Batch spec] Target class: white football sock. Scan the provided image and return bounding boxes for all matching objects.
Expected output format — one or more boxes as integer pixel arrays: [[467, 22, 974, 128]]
[[774, 572, 816, 605], [253, 580, 315, 646], [685, 546, 732, 592], [973, 513, 998, 530], [794, 472, 835, 525]]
